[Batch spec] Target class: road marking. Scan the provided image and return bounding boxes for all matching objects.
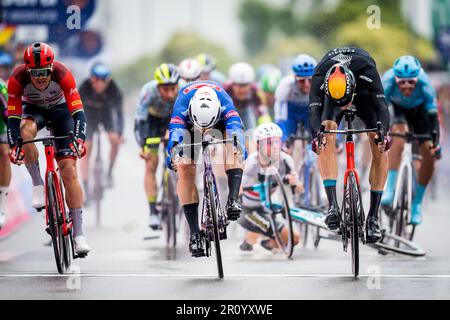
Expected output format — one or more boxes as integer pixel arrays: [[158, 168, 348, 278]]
[[1, 273, 450, 279]]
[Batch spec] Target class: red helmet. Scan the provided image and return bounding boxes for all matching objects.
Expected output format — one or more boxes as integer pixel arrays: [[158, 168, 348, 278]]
[[23, 42, 55, 69]]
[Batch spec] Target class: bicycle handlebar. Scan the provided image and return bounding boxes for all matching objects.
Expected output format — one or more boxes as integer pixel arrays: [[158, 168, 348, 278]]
[[15, 132, 78, 162], [170, 133, 241, 160]]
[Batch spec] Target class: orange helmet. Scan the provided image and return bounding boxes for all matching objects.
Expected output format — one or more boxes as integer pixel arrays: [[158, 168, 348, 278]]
[[324, 63, 356, 107]]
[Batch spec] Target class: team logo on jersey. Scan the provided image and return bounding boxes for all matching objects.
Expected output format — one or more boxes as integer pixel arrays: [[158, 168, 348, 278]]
[[170, 116, 185, 125], [71, 100, 82, 107], [224, 110, 239, 120], [7, 105, 15, 111], [183, 82, 222, 94]]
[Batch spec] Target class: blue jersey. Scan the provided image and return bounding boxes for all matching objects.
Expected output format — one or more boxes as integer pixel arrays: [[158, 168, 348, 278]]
[[167, 80, 246, 155], [382, 68, 437, 113], [274, 75, 310, 141]]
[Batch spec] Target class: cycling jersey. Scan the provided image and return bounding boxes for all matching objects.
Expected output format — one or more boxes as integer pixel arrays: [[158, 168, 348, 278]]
[[382, 68, 437, 112], [241, 151, 296, 208], [79, 78, 124, 139], [167, 80, 247, 160], [274, 75, 310, 142], [223, 82, 270, 129], [0, 79, 7, 139], [309, 47, 389, 135], [134, 80, 180, 147], [6, 61, 86, 146]]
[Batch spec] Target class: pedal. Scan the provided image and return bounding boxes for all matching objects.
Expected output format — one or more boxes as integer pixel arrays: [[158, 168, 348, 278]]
[[45, 226, 51, 236]]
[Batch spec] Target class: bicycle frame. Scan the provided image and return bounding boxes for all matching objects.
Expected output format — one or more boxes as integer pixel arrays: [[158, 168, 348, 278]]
[[43, 140, 72, 236]]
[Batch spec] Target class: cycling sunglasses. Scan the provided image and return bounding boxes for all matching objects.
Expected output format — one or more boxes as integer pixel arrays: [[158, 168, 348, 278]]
[[295, 76, 312, 83], [29, 67, 52, 78], [395, 77, 417, 86]]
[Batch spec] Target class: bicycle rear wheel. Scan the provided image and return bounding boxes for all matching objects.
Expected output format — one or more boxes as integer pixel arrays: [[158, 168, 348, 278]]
[[267, 173, 294, 258], [206, 177, 224, 279], [347, 173, 360, 279], [46, 172, 65, 274]]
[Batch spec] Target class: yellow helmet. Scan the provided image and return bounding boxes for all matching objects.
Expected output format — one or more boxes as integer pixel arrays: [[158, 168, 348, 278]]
[[154, 63, 180, 85]]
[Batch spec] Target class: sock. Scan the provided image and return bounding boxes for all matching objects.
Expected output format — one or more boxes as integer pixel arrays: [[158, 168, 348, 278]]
[[183, 203, 200, 235], [25, 162, 44, 186], [0, 186, 8, 212], [385, 170, 398, 193], [226, 168, 243, 201], [148, 195, 157, 216], [323, 180, 338, 208], [69, 208, 83, 237], [413, 184, 426, 206], [368, 190, 383, 219]]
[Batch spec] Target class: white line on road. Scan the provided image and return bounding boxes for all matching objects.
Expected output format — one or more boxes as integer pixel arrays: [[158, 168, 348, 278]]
[[1, 273, 450, 279]]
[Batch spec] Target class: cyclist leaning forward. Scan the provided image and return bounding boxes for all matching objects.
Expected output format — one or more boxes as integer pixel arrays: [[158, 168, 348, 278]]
[[309, 47, 391, 243], [134, 63, 182, 230], [7, 42, 89, 254], [166, 80, 247, 257], [381, 55, 441, 225]]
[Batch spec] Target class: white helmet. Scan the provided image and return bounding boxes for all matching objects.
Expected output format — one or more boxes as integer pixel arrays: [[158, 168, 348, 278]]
[[229, 62, 255, 84], [179, 58, 202, 81], [189, 86, 221, 129], [254, 122, 283, 141]]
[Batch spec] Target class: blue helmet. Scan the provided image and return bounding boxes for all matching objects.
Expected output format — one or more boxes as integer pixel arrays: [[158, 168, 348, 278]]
[[91, 62, 111, 79], [0, 51, 13, 67], [292, 54, 317, 77], [393, 55, 421, 78]]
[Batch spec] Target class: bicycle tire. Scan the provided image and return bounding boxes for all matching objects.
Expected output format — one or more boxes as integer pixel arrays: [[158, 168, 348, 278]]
[[58, 178, 72, 269], [206, 177, 224, 279], [370, 231, 426, 257], [167, 171, 178, 248], [347, 173, 360, 279], [46, 172, 65, 274], [267, 173, 294, 258]]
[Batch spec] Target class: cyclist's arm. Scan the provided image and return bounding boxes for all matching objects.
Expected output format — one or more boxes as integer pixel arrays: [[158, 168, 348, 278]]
[[58, 64, 87, 141], [360, 66, 390, 133], [6, 74, 24, 147], [274, 78, 290, 142], [421, 72, 440, 142], [167, 93, 189, 154], [220, 91, 247, 158], [111, 81, 124, 137], [134, 84, 152, 147], [308, 73, 325, 137]]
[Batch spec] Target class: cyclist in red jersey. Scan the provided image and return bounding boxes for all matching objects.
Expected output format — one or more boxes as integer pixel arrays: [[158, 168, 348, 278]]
[[6, 42, 90, 255]]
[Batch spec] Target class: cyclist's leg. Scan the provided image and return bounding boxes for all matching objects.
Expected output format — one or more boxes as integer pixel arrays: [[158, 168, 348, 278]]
[[405, 105, 434, 224], [318, 98, 340, 229], [21, 106, 46, 209], [80, 113, 98, 194], [104, 113, 121, 182], [222, 123, 245, 220], [144, 116, 169, 228], [50, 104, 89, 252], [355, 96, 388, 242], [382, 104, 407, 206]]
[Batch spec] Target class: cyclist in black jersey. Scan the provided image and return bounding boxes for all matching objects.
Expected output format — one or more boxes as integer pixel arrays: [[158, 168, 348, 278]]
[[309, 47, 391, 243]]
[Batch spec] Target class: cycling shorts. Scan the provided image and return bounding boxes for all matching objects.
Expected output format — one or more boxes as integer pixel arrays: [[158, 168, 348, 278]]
[[85, 108, 120, 140], [391, 103, 430, 144], [22, 103, 77, 160]]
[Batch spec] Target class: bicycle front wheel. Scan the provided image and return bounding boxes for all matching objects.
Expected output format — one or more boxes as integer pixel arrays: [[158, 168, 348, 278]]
[[206, 177, 224, 279], [267, 173, 294, 258], [347, 172, 360, 279], [46, 172, 65, 274]]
